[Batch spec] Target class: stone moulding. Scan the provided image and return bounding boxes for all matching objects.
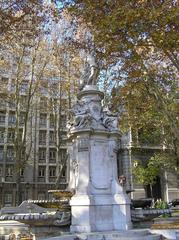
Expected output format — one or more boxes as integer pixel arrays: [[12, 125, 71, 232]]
[[77, 85, 104, 100]]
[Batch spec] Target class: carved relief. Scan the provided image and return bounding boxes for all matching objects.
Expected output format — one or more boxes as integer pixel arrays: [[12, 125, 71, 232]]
[[102, 107, 119, 130], [68, 100, 93, 130], [72, 159, 78, 173], [68, 97, 119, 132], [72, 158, 79, 189]]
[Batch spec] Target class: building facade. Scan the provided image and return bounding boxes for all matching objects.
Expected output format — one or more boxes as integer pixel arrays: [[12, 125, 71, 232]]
[[118, 130, 179, 202], [0, 74, 68, 207], [0, 74, 178, 207]]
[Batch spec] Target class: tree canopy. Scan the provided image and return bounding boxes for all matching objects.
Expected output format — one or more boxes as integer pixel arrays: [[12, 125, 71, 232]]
[[65, 0, 179, 168], [0, 0, 178, 181]]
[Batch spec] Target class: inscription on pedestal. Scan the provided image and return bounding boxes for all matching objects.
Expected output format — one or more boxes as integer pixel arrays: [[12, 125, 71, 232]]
[[91, 141, 112, 189]]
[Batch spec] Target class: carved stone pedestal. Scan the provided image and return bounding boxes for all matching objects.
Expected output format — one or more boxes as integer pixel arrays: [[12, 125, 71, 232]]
[[67, 85, 131, 233]]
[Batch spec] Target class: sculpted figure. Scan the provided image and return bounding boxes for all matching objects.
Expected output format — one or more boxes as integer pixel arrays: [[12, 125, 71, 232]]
[[102, 107, 119, 130], [86, 52, 100, 85], [69, 100, 93, 129], [80, 51, 100, 89]]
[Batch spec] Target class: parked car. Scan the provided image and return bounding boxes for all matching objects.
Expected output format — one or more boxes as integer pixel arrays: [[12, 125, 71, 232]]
[[169, 199, 179, 207], [131, 198, 153, 209]]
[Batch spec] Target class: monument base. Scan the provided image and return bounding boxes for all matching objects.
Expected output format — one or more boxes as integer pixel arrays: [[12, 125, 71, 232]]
[[70, 194, 132, 233], [68, 85, 132, 233]]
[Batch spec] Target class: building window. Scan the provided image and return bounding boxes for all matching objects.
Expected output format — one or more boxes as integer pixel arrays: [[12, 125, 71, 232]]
[[38, 166, 45, 177], [0, 165, 2, 176], [20, 168, 24, 176], [8, 99, 16, 109], [7, 148, 14, 161], [0, 148, 3, 161], [1, 77, 8, 83], [21, 192, 25, 202], [1, 77, 8, 88], [60, 149, 67, 161], [62, 167, 66, 177], [39, 131, 46, 145], [0, 112, 6, 124], [49, 167, 56, 177], [38, 192, 45, 200], [7, 131, 15, 143], [40, 97, 47, 110], [20, 80, 28, 93], [39, 148, 46, 162], [39, 114, 47, 127], [19, 113, 25, 125], [6, 165, 13, 176], [0, 99, 6, 108], [59, 115, 66, 128], [20, 96, 27, 110], [10, 79, 16, 92], [49, 131, 55, 145], [60, 99, 67, 111], [49, 98, 58, 112], [21, 148, 25, 159], [49, 149, 56, 163], [8, 114, 16, 125], [4, 192, 13, 206], [48, 192, 54, 201], [0, 130, 4, 143], [50, 115, 55, 128]]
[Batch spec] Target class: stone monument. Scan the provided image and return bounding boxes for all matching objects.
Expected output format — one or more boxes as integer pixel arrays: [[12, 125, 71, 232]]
[[67, 54, 132, 233]]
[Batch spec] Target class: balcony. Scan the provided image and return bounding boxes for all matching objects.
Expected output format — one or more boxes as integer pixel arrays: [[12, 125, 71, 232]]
[[7, 139, 14, 144], [38, 177, 45, 182], [6, 157, 14, 162], [49, 177, 56, 183], [39, 140, 46, 146], [8, 121, 16, 126], [8, 102, 16, 109], [59, 177, 67, 183], [0, 102, 6, 109], [20, 176, 25, 182], [39, 113, 47, 128], [49, 158, 56, 163], [0, 120, 5, 126], [39, 122, 47, 128], [39, 158, 46, 163], [50, 123, 55, 128], [49, 141, 55, 146], [5, 176, 13, 182]]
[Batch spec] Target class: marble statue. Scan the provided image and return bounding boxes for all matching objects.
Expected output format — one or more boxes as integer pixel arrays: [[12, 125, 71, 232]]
[[68, 98, 119, 132], [102, 107, 119, 130], [69, 100, 93, 129], [81, 52, 100, 89]]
